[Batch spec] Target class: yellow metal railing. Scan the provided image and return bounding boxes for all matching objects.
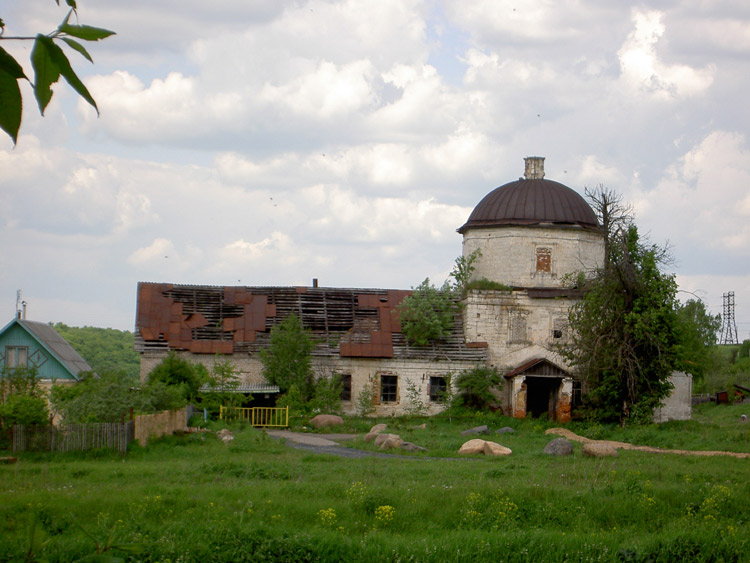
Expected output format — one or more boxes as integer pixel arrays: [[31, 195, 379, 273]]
[[219, 406, 289, 427]]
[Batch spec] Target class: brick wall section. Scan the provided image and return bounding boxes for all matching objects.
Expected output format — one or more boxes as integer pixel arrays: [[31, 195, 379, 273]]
[[134, 407, 187, 446]]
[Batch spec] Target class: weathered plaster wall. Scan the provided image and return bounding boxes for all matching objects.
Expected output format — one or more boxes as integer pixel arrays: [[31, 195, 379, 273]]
[[653, 372, 693, 423], [463, 226, 604, 288], [462, 290, 573, 368], [139, 350, 478, 417]]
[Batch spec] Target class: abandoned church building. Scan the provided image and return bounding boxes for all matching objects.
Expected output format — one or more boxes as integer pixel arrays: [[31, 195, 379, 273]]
[[135, 157, 614, 421]]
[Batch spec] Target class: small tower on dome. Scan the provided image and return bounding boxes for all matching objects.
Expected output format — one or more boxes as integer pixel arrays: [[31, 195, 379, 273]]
[[524, 156, 545, 179]]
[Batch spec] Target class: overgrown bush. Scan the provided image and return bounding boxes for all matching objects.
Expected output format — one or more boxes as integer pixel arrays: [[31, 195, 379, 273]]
[[465, 278, 513, 291], [0, 393, 49, 427], [452, 366, 502, 410], [0, 366, 49, 431], [397, 279, 456, 346], [259, 314, 315, 400], [147, 352, 208, 402]]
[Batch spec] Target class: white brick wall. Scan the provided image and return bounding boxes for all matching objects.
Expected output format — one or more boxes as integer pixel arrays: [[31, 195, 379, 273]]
[[139, 350, 478, 417], [463, 225, 604, 288]]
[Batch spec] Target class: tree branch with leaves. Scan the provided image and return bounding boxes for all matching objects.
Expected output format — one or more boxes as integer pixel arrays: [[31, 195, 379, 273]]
[[0, 0, 114, 144]]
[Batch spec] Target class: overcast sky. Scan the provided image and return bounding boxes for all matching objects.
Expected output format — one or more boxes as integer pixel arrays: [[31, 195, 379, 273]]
[[2, 0, 749, 339]]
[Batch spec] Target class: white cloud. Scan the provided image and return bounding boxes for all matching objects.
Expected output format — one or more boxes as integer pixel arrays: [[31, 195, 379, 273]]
[[128, 238, 176, 266], [635, 131, 750, 254], [258, 59, 378, 118], [617, 9, 715, 100]]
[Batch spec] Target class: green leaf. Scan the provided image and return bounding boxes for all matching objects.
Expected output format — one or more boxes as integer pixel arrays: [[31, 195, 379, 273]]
[[66, 0, 78, 8], [31, 35, 61, 114], [61, 37, 93, 63], [0, 46, 28, 80], [43, 36, 99, 114], [0, 68, 23, 144], [59, 23, 116, 41]]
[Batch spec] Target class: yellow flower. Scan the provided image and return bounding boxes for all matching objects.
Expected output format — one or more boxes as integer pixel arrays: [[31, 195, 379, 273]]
[[374, 505, 395, 525]]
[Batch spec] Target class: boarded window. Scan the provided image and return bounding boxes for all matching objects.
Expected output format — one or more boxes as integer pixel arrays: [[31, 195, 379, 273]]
[[509, 314, 527, 344], [380, 375, 398, 403], [339, 374, 352, 401], [536, 247, 552, 272], [429, 376, 447, 402], [5, 346, 28, 368]]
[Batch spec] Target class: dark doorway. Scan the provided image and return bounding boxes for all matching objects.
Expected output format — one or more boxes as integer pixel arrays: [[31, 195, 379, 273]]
[[525, 377, 561, 419]]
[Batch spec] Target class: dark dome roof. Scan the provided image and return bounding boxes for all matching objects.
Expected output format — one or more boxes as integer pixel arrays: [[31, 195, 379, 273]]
[[458, 178, 599, 233]]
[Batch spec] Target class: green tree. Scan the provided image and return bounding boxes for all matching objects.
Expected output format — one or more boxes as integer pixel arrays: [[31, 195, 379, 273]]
[[0, 366, 49, 430], [259, 314, 315, 400], [52, 323, 140, 380], [397, 279, 456, 346], [200, 356, 243, 414], [50, 371, 137, 423], [147, 352, 207, 402], [453, 366, 502, 410], [563, 189, 684, 424], [0, 1, 115, 144], [674, 299, 721, 380], [450, 249, 481, 294]]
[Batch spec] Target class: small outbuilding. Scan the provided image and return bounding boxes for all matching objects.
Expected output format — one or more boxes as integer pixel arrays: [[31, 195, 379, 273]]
[[0, 317, 91, 388]]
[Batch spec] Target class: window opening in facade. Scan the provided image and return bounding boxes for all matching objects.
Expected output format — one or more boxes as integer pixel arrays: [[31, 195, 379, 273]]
[[429, 376, 447, 402], [5, 346, 28, 368], [380, 375, 398, 403], [339, 374, 352, 401]]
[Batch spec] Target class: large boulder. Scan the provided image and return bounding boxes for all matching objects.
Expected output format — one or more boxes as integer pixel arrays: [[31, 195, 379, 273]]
[[544, 438, 573, 456], [364, 423, 388, 441], [582, 442, 619, 457], [310, 414, 344, 428], [496, 426, 516, 435], [373, 433, 399, 447], [369, 423, 388, 434], [458, 439, 511, 456], [483, 442, 513, 456], [400, 442, 427, 452], [461, 425, 490, 436], [377, 434, 405, 450]]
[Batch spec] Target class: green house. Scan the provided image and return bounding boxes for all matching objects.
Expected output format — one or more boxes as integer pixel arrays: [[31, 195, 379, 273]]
[[0, 318, 91, 381]]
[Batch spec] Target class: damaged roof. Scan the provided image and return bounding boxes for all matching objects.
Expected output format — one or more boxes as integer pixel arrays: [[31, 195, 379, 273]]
[[135, 282, 487, 363]]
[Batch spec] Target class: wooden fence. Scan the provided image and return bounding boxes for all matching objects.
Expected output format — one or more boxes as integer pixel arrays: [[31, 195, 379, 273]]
[[12, 421, 134, 453], [11, 406, 193, 453]]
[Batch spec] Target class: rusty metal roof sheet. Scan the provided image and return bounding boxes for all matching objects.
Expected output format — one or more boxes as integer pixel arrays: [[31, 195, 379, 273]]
[[135, 283, 488, 364]]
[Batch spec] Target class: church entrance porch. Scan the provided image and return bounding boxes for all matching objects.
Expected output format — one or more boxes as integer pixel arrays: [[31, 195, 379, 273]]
[[506, 358, 573, 422]]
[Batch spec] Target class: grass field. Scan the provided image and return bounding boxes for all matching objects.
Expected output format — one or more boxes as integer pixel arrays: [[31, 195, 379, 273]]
[[2, 403, 749, 562]]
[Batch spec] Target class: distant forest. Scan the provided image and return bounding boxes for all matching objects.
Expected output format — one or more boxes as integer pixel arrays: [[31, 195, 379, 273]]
[[53, 323, 140, 380]]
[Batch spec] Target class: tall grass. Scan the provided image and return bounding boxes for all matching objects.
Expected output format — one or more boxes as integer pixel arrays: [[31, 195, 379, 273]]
[[1, 405, 749, 561]]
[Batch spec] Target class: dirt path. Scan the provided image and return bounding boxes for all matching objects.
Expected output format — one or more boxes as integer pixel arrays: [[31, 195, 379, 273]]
[[264, 430, 424, 459], [546, 428, 750, 459]]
